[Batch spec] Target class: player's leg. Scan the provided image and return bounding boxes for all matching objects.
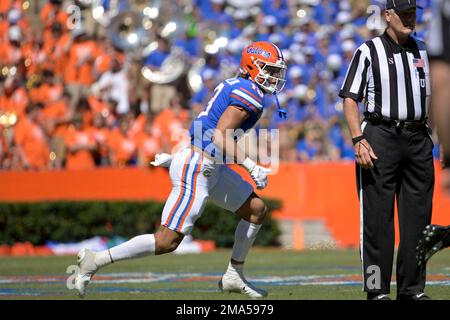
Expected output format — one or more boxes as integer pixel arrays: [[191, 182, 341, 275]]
[[97, 148, 208, 259], [74, 148, 207, 297], [231, 193, 267, 264], [95, 224, 185, 264], [220, 193, 268, 297], [209, 166, 267, 298], [396, 129, 434, 300]]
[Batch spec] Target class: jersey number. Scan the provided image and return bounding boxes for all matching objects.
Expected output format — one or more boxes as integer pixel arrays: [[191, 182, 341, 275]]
[[198, 83, 225, 118]]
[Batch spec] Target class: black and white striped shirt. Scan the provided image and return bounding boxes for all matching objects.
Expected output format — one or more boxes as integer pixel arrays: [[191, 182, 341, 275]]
[[339, 31, 431, 121]]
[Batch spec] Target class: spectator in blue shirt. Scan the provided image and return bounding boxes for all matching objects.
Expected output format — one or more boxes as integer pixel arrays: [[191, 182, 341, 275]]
[[144, 36, 170, 69], [296, 127, 324, 161], [261, 0, 290, 28], [191, 68, 218, 116], [174, 28, 201, 60], [200, 0, 233, 26], [229, 9, 249, 39], [312, 0, 340, 25]]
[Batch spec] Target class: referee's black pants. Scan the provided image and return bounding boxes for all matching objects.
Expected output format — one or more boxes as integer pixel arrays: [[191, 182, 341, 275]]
[[356, 120, 434, 297]]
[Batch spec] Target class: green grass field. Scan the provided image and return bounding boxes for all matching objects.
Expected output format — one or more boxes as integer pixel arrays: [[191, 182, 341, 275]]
[[0, 248, 449, 300]]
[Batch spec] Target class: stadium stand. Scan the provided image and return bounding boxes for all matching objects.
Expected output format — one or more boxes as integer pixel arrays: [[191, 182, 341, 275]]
[[0, 0, 437, 170]]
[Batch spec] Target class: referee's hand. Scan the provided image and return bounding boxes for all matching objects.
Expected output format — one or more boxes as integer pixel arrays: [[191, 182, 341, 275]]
[[354, 139, 378, 169]]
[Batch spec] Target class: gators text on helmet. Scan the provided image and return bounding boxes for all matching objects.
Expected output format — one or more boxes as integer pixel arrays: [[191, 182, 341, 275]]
[[240, 41, 287, 94]]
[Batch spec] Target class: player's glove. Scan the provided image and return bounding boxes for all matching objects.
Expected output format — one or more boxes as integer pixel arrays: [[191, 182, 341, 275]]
[[241, 157, 272, 190], [150, 153, 174, 167]]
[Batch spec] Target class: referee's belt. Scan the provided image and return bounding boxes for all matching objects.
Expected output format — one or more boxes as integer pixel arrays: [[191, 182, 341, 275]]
[[363, 112, 427, 132]]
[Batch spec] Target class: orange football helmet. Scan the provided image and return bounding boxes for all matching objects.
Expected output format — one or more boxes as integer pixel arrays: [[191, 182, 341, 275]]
[[240, 41, 287, 94]]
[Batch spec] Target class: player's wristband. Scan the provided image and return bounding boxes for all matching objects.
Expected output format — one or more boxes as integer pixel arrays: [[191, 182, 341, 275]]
[[241, 157, 256, 172], [352, 134, 366, 146]]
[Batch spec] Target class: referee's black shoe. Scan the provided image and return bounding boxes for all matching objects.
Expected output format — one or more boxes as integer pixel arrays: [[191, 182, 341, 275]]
[[416, 224, 449, 266], [367, 293, 391, 300], [397, 292, 431, 300]]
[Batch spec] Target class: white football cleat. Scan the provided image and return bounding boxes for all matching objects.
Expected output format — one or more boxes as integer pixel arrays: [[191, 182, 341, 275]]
[[74, 248, 98, 298], [219, 271, 268, 299]]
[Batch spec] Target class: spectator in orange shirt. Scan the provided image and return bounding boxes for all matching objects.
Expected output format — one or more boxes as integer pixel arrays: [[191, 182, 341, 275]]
[[0, 76, 29, 120], [0, 0, 26, 15], [28, 79, 42, 105], [22, 34, 49, 77], [7, 7, 30, 41], [40, 89, 72, 169], [134, 115, 161, 167], [87, 88, 110, 116], [43, 21, 59, 52], [65, 29, 100, 109], [0, 13, 8, 46], [64, 112, 96, 170], [0, 25, 23, 66], [0, 8, 27, 46], [86, 113, 110, 166], [30, 69, 64, 105], [41, 94, 70, 133], [45, 22, 72, 78], [76, 97, 94, 131], [0, 127, 5, 169], [40, 0, 68, 33], [93, 37, 116, 79], [13, 104, 50, 171], [0, 1, 12, 15], [29, 69, 61, 105], [0, 125, 13, 169], [41, 90, 72, 136], [128, 111, 162, 141], [154, 94, 190, 153], [104, 98, 120, 128], [108, 116, 137, 167], [128, 113, 146, 139]]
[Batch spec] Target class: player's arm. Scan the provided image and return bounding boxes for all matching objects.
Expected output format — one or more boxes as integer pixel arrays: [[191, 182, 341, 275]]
[[213, 105, 250, 164], [340, 44, 377, 169], [343, 97, 377, 169], [213, 105, 271, 189]]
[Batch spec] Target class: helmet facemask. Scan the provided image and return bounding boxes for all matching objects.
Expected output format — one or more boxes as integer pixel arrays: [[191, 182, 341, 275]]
[[253, 59, 287, 94]]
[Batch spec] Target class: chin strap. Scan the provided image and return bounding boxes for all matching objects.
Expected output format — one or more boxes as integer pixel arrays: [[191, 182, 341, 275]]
[[274, 93, 287, 119]]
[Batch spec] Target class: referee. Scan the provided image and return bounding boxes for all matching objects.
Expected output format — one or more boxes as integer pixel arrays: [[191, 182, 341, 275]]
[[339, 0, 433, 300]]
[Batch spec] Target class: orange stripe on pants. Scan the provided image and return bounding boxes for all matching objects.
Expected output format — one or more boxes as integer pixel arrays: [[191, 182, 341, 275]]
[[176, 154, 203, 232], [163, 150, 193, 227]]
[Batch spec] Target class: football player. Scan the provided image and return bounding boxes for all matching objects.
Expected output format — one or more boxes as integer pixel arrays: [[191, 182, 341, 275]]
[[73, 41, 287, 299], [416, 224, 450, 266]]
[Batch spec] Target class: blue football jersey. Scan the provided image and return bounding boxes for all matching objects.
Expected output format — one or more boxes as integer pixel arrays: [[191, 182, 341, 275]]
[[190, 77, 266, 155]]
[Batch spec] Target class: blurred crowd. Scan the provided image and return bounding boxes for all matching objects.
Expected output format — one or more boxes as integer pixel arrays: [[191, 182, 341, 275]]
[[0, 0, 436, 170]]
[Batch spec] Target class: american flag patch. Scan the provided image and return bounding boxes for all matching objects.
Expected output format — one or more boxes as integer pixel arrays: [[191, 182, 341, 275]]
[[413, 58, 424, 68]]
